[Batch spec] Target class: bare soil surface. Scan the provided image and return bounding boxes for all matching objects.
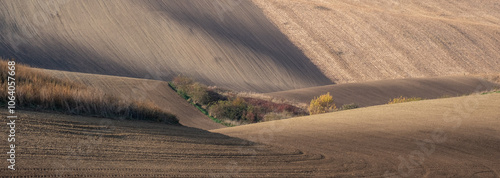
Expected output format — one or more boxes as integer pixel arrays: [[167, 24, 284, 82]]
[[1, 94, 498, 177], [0, 110, 324, 177], [42, 69, 225, 130], [215, 93, 500, 177], [266, 76, 500, 107], [253, 0, 500, 83], [0, 0, 331, 92]]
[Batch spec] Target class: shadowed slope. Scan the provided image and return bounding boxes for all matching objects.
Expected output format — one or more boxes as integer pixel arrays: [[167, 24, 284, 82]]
[[215, 93, 500, 177], [253, 0, 500, 83], [266, 76, 499, 107], [0, 0, 331, 92]]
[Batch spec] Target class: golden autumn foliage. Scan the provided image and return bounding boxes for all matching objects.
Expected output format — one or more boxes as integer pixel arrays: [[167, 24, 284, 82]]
[[308, 92, 336, 115]]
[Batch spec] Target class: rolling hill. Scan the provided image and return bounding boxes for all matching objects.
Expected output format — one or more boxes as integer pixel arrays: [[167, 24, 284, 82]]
[[266, 76, 499, 107], [2, 0, 498, 93], [253, 0, 500, 83], [2, 93, 498, 177], [215, 93, 500, 177], [0, 0, 499, 176], [0, 0, 331, 92]]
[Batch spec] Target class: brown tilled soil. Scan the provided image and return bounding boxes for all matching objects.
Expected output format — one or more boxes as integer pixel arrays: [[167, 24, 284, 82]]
[[0, 110, 324, 177], [2, 0, 498, 92], [1, 94, 498, 177], [215, 93, 500, 177], [252, 0, 500, 83], [0, 0, 331, 92], [266, 76, 500, 107]]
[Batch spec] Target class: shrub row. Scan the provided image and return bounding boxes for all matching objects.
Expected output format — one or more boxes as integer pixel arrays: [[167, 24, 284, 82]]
[[172, 76, 226, 105], [171, 76, 305, 125]]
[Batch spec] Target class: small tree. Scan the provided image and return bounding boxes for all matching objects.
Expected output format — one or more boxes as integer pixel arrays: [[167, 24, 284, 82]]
[[308, 92, 336, 115], [172, 75, 194, 94], [188, 82, 210, 105]]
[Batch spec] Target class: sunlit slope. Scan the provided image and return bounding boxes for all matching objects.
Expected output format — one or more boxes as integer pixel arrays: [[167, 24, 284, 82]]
[[43, 69, 224, 130], [215, 93, 500, 177], [0, 0, 331, 92], [266, 76, 499, 107], [253, 0, 500, 83]]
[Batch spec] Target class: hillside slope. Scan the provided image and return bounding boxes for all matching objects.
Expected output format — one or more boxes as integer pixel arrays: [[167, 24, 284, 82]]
[[266, 76, 499, 107], [43, 69, 224, 130], [253, 0, 500, 83], [0, 0, 331, 92], [215, 93, 500, 177]]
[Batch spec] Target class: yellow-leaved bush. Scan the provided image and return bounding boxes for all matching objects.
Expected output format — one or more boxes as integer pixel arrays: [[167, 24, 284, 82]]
[[308, 92, 336, 115]]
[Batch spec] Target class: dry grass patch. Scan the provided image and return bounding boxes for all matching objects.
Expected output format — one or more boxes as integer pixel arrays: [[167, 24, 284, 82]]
[[0, 59, 178, 124], [387, 96, 423, 104]]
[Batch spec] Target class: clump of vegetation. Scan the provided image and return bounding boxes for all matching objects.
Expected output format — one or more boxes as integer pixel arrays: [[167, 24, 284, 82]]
[[308, 92, 337, 115], [208, 97, 307, 125], [170, 76, 306, 125], [480, 88, 500, 95], [387, 96, 423, 104], [0, 59, 178, 124], [171, 76, 225, 105], [208, 97, 262, 123], [341, 103, 359, 110]]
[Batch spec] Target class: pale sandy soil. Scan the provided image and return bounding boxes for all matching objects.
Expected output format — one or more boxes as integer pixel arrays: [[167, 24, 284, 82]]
[[252, 0, 500, 83]]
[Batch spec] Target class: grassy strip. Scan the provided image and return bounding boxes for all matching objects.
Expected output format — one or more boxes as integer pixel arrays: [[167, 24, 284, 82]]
[[481, 90, 500, 95], [0, 59, 179, 124], [168, 82, 233, 127], [388, 96, 423, 104]]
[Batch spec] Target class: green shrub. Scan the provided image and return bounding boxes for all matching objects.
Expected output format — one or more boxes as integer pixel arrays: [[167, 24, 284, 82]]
[[172, 76, 224, 105], [172, 75, 194, 92], [308, 92, 336, 115], [172, 76, 306, 125], [388, 96, 423, 104], [208, 97, 265, 124], [341, 103, 359, 110]]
